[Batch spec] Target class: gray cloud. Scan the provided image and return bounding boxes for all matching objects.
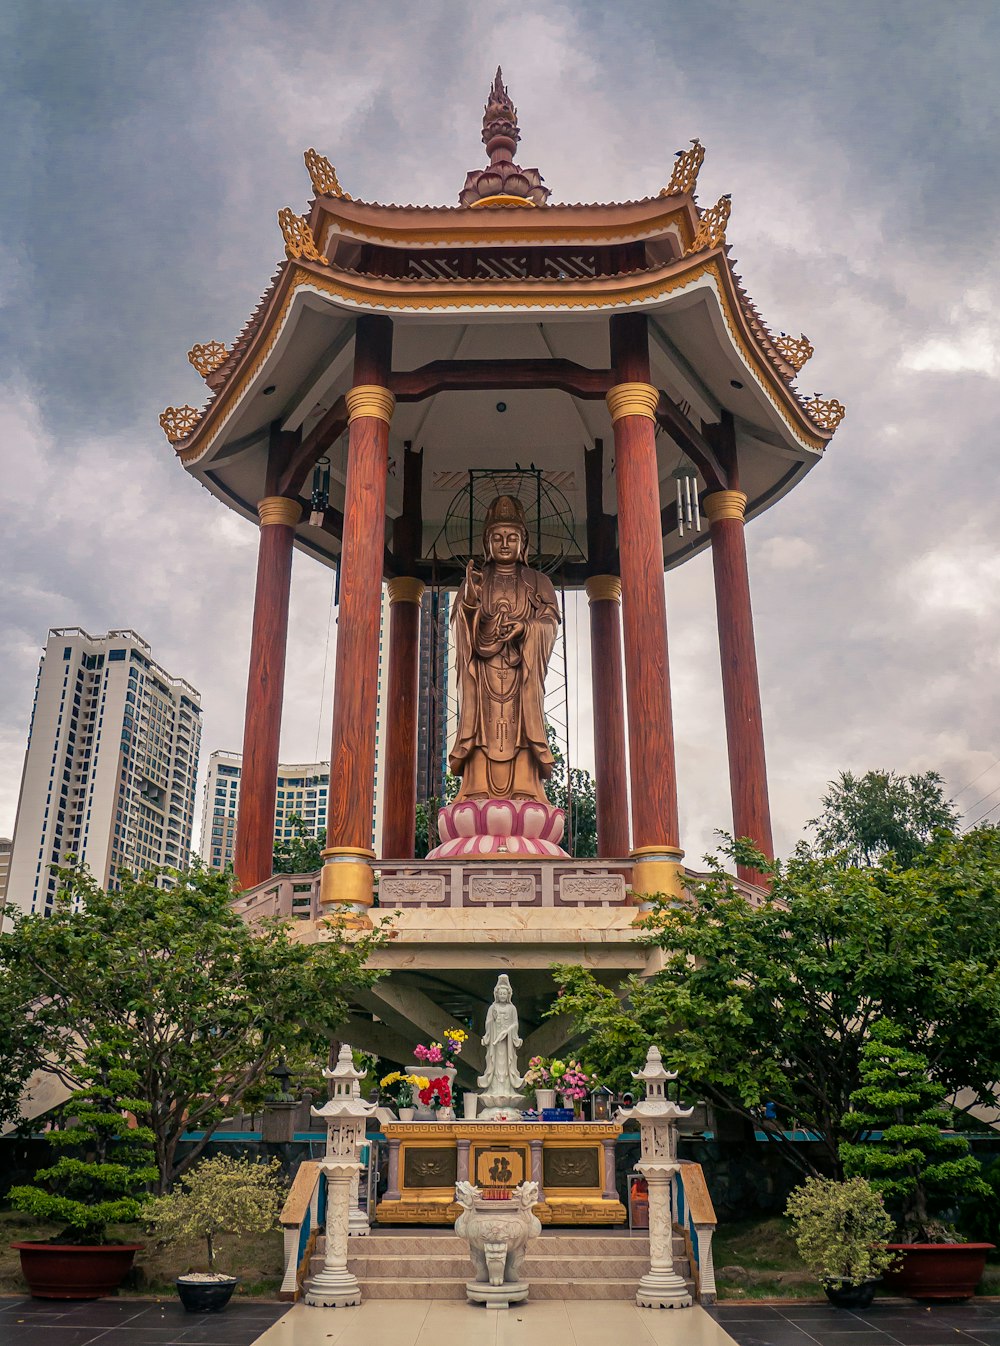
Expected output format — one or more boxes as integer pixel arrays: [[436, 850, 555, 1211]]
[[3, 0, 999, 858]]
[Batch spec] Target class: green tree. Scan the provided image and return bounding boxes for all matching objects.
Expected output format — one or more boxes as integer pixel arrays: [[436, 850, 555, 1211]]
[[0, 963, 47, 1131], [415, 775, 460, 860], [840, 1019, 988, 1239], [0, 862, 385, 1191], [809, 770, 959, 867], [552, 827, 1000, 1178], [545, 727, 597, 858], [145, 1156, 285, 1273], [9, 1057, 157, 1243], [272, 813, 325, 874]]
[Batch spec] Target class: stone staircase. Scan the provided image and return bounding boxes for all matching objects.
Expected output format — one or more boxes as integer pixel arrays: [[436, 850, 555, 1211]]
[[309, 1229, 695, 1301]]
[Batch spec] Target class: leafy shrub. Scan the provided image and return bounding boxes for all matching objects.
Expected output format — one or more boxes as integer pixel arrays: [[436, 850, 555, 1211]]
[[145, 1157, 285, 1274], [786, 1176, 896, 1287]]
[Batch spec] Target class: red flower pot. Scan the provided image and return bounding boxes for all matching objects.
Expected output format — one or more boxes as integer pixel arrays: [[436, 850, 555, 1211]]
[[12, 1241, 143, 1300], [882, 1243, 995, 1300]]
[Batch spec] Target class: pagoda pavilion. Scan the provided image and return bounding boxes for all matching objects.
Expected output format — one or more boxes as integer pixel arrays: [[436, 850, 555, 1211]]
[[161, 71, 842, 1067]]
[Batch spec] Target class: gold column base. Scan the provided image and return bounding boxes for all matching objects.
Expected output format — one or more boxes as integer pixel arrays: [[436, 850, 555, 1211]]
[[319, 847, 376, 916], [630, 845, 686, 906]]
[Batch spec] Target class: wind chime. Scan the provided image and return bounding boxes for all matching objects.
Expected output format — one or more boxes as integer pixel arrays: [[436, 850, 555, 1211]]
[[309, 455, 330, 527], [671, 458, 701, 537]]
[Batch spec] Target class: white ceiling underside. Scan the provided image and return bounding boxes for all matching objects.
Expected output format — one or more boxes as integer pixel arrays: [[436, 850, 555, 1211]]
[[191, 279, 822, 576]]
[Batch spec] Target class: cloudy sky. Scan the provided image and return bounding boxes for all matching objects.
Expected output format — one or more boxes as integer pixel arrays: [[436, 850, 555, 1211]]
[[2, 0, 999, 863]]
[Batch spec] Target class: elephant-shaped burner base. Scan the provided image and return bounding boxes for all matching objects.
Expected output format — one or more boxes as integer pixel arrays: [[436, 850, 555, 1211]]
[[454, 1181, 542, 1309]]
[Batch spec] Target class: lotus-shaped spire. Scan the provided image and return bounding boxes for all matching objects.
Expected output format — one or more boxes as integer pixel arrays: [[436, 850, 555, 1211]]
[[459, 68, 550, 207]]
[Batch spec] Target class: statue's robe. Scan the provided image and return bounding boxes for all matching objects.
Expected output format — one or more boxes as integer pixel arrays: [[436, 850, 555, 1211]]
[[450, 562, 559, 802]]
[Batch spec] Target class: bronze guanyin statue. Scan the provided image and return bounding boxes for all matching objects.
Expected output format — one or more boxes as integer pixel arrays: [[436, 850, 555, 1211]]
[[428, 495, 568, 858]]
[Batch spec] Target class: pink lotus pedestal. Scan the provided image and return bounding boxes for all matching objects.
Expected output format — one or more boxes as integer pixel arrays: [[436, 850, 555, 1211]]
[[427, 799, 569, 859]]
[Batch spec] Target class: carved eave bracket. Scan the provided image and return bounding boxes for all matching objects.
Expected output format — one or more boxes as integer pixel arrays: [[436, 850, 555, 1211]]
[[277, 207, 329, 264], [684, 194, 731, 256], [304, 148, 351, 200], [660, 139, 705, 198]]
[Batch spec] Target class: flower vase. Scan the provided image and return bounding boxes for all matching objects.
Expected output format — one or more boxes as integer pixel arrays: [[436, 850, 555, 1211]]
[[561, 1094, 581, 1118], [398, 1106, 415, 1122], [535, 1089, 557, 1111], [438, 1106, 455, 1121]]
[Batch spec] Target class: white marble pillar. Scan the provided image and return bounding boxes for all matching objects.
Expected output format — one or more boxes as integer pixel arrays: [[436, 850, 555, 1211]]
[[636, 1162, 692, 1308], [304, 1159, 363, 1307]]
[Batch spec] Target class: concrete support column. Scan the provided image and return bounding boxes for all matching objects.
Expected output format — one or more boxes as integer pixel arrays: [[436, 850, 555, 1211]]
[[585, 575, 630, 857], [322, 315, 394, 915], [607, 313, 683, 901], [234, 496, 301, 890], [529, 1138, 545, 1202], [601, 1138, 619, 1201], [381, 577, 425, 859], [704, 490, 773, 886], [457, 1138, 471, 1185], [385, 1137, 402, 1202]]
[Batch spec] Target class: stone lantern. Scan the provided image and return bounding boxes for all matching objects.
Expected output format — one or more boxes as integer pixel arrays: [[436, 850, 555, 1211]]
[[629, 1045, 693, 1309], [304, 1044, 376, 1308]]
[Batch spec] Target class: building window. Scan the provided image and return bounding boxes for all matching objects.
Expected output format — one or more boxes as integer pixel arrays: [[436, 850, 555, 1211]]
[[108, 649, 126, 661]]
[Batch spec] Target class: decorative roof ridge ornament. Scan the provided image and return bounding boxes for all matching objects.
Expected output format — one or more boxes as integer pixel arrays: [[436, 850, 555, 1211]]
[[159, 405, 200, 443], [277, 207, 329, 264], [660, 139, 705, 198], [684, 193, 732, 256], [774, 332, 815, 374], [304, 148, 351, 200], [803, 395, 846, 431], [459, 67, 550, 209], [187, 341, 229, 379]]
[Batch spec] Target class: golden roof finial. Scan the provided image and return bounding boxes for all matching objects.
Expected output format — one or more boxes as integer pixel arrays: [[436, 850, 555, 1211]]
[[684, 194, 732, 256], [187, 341, 229, 379], [303, 149, 351, 200], [660, 139, 705, 198], [277, 208, 329, 265], [159, 406, 200, 443]]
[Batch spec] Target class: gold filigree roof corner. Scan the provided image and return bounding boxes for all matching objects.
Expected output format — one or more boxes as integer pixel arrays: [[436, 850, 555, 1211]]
[[660, 139, 705, 198], [803, 395, 846, 432], [187, 341, 230, 379], [304, 148, 352, 200], [774, 333, 815, 374], [159, 406, 201, 443], [684, 193, 731, 256], [277, 207, 329, 265]]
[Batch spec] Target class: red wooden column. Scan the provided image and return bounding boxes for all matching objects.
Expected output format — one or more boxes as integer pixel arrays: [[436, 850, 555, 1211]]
[[233, 496, 301, 890], [321, 315, 394, 915], [381, 577, 425, 859], [704, 490, 774, 885], [607, 313, 684, 899], [585, 575, 630, 857]]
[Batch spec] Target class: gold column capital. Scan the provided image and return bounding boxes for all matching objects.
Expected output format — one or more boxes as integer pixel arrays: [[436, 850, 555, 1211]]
[[319, 847, 376, 910], [606, 382, 659, 423], [345, 384, 396, 424], [631, 845, 686, 904], [585, 574, 622, 604], [703, 490, 748, 524], [387, 577, 425, 606], [257, 496, 302, 527]]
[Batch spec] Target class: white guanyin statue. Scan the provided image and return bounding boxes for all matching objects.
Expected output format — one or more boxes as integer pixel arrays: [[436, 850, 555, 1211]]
[[477, 974, 527, 1117]]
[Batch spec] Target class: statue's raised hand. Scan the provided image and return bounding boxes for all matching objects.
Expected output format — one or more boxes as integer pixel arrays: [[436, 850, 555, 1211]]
[[464, 558, 483, 607]]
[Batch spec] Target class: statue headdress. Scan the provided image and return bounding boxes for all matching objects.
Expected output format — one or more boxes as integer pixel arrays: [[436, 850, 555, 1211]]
[[482, 495, 529, 563]]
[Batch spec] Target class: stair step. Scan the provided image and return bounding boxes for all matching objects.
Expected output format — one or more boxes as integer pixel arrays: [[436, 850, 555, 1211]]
[[344, 1253, 655, 1279], [355, 1276, 696, 1302]]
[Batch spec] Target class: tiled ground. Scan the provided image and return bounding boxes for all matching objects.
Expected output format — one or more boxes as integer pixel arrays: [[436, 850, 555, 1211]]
[[709, 1300, 1000, 1346], [0, 1295, 287, 1345]]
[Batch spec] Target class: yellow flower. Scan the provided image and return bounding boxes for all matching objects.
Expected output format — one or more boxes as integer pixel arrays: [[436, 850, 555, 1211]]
[[411, 1075, 430, 1089], [380, 1071, 401, 1087]]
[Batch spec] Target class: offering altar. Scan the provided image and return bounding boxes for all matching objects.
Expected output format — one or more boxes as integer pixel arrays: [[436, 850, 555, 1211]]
[[376, 1119, 625, 1226]]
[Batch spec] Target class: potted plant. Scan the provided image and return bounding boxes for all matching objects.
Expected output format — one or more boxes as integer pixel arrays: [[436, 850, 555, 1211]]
[[417, 1075, 453, 1119], [145, 1156, 285, 1313], [9, 1062, 155, 1299], [524, 1057, 557, 1111], [379, 1071, 426, 1121], [786, 1176, 897, 1307], [841, 1019, 994, 1300]]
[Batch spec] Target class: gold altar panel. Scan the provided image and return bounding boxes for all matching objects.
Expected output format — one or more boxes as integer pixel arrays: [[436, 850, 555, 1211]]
[[473, 1144, 528, 1189]]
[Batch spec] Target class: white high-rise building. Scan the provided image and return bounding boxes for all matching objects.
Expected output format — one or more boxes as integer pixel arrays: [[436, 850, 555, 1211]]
[[200, 753, 331, 871], [4, 629, 202, 918], [200, 586, 393, 874]]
